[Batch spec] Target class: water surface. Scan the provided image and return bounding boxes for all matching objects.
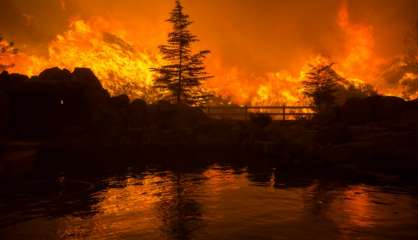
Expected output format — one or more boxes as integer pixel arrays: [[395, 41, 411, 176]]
[[1, 165, 418, 240]]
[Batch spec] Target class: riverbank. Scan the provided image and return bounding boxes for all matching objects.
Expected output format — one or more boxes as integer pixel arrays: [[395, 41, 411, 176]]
[[1, 117, 416, 183]]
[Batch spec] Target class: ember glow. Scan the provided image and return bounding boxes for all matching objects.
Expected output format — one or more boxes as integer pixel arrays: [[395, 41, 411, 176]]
[[0, 0, 417, 104]]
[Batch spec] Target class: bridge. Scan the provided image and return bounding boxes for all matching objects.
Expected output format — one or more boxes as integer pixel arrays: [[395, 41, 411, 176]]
[[202, 105, 317, 121]]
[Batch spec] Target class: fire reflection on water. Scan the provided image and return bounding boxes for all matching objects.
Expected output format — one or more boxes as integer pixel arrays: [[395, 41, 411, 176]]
[[2, 166, 418, 240]]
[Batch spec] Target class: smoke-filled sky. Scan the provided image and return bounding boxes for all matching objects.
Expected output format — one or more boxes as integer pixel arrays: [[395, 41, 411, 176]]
[[1, 0, 417, 74]]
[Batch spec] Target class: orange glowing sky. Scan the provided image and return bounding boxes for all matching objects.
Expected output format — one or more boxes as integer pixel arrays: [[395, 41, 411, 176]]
[[0, 0, 417, 104]]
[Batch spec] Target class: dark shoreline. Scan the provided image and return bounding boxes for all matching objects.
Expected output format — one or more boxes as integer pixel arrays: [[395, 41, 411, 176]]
[[0, 68, 417, 183]]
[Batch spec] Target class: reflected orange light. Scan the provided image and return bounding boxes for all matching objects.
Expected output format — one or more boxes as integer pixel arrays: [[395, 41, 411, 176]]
[[341, 186, 372, 227]]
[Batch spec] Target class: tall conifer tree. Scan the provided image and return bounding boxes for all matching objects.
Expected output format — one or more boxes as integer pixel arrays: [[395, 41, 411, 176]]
[[303, 63, 341, 109], [152, 0, 212, 105]]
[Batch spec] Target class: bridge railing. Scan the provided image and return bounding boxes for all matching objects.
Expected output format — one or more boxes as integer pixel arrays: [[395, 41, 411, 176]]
[[201, 105, 317, 121]]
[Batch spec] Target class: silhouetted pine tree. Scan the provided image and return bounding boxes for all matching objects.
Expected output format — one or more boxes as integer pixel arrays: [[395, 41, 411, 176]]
[[303, 63, 342, 109], [152, 0, 212, 105]]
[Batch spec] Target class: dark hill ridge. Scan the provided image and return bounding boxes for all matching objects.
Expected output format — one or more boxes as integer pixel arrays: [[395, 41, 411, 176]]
[[339, 95, 418, 125], [0, 67, 209, 139], [0, 68, 110, 138], [0, 67, 417, 181]]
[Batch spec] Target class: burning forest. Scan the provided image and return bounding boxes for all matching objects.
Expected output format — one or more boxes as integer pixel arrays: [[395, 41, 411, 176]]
[[0, 0, 417, 106]]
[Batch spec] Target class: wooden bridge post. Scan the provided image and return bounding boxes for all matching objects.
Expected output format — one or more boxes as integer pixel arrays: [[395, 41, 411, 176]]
[[282, 105, 286, 121]]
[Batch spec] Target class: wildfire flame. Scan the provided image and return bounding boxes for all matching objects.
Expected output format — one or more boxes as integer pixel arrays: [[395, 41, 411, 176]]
[[1, 1, 416, 105], [6, 18, 166, 102]]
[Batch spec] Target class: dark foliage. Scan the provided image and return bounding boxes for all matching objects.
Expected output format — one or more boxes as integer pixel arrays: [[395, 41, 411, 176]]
[[334, 81, 377, 105], [152, 0, 213, 106], [249, 113, 272, 128], [302, 63, 342, 109]]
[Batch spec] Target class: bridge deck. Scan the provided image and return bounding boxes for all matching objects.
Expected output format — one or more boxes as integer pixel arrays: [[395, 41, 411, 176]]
[[202, 106, 316, 121]]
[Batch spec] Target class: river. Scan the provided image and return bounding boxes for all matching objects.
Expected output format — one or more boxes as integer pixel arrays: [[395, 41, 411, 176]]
[[1, 164, 418, 240]]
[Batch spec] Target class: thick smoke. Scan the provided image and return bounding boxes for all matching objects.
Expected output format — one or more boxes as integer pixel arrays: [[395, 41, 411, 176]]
[[379, 21, 418, 99]]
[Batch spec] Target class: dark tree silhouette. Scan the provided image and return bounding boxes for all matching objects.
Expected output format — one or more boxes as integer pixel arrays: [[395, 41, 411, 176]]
[[303, 63, 342, 109], [0, 35, 18, 72], [152, 0, 212, 105]]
